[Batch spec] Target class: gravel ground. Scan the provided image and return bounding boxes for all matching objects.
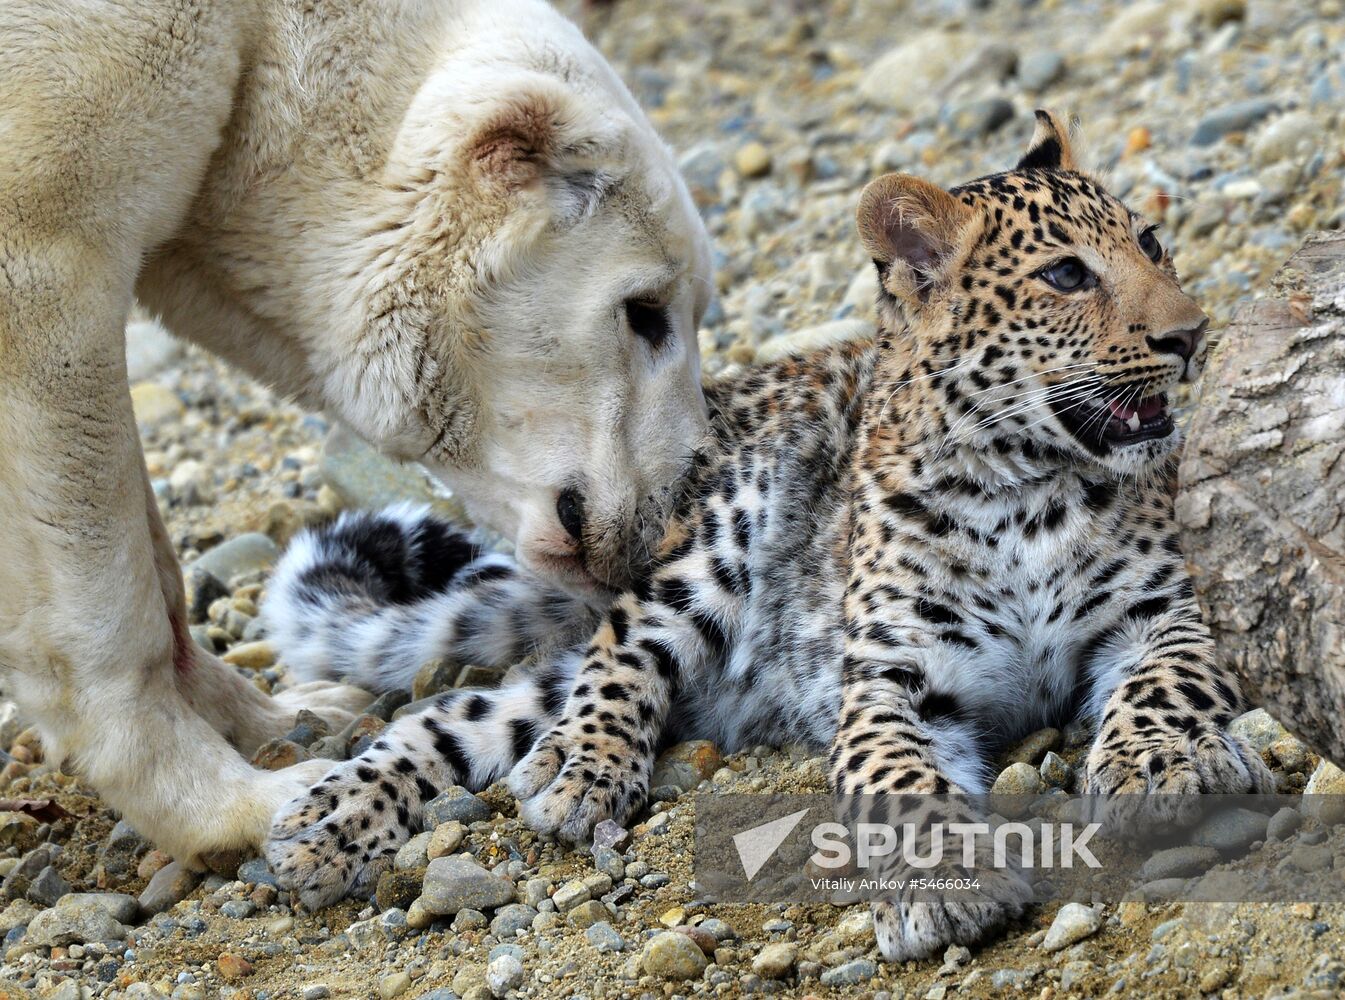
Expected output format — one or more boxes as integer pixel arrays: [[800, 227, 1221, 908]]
[[3, 0, 1344, 997]]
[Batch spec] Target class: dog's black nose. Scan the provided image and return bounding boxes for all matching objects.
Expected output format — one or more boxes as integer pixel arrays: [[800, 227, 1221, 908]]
[[1147, 320, 1207, 363], [556, 488, 585, 542]]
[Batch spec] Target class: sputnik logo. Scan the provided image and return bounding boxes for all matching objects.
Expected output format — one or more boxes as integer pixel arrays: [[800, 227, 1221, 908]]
[[732, 808, 811, 881]]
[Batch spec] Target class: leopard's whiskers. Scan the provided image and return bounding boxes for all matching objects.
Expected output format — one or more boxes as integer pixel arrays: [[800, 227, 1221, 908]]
[[937, 364, 1101, 445]]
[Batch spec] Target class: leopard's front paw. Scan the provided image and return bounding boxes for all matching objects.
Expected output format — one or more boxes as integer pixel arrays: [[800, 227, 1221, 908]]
[[872, 868, 1031, 962], [265, 758, 410, 910], [858, 815, 1032, 962], [508, 725, 651, 843], [1085, 721, 1273, 828]]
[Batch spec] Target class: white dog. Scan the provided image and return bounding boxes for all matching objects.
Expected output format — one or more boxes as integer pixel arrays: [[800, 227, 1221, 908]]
[[0, 0, 711, 866]]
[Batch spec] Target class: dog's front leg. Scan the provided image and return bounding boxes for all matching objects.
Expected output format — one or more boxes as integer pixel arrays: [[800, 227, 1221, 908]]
[[0, 262, 351, 869], [148, 497, 371, 756]]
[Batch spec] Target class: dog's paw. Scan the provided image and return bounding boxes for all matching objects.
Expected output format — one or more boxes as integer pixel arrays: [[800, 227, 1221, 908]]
[[264, 757, 407, 910], [167, 759, 338, 870], [272, 680, 374, 730], [507, 725, 650, 843], [1085, 721, 1273, 828]]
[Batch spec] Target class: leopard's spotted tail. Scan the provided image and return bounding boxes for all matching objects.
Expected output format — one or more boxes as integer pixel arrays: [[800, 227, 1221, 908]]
[[262, 504, 596, 692]]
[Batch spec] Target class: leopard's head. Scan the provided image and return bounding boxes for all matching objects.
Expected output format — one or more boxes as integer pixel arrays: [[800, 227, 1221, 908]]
[[857, 110, 1208, 475]]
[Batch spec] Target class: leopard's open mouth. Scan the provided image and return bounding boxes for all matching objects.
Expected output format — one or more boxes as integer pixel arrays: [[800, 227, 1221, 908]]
[[1050, 391, 1174, 452]]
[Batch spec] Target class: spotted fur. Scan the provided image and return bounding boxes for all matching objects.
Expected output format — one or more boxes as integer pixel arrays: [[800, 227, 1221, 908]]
[[263, 112, 1270, 959]]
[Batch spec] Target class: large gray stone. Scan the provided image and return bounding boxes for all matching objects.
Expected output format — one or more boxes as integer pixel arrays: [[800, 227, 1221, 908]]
[[419, 856, 515, 916], [138, 861, 203, 915], [1227, 708, 1289, 754], [0, 900, 41, 935], [424, 787, 491, 826], [1191, 99, 1280, 146], [1178, 233, 1345, 766], [585, 920, 626, 953], [858, 31, 975, 112], [320, 425, 465, 519], [1303, 759, 1345, 824], [490, 903, 537, 939], [191, 533, 278, 586], [1018, 49, 1066, 90], [1191, 808, 1270, 853], [25, 866, 70, 907], [2, 846, 60, 902], [1139, 846, 1221, 880], [58, 893, 139, 925], [942, 98, 1016, 139], [819, 959, 877, 986], [25, 900, 127, 947], [485, 952, 524, 997]]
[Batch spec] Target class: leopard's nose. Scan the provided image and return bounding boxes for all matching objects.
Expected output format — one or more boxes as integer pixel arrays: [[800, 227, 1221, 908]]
[[1146, 318, 1208, 363]]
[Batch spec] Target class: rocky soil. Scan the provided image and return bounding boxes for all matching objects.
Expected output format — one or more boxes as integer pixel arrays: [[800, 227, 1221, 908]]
[[3, 0, 1344, 997]]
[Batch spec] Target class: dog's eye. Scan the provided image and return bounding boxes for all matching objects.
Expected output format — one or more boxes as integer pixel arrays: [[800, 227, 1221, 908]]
[[625, 299, 669, 348], [1036, 258, 1095, 293], [1139, 226, 1164, 262]]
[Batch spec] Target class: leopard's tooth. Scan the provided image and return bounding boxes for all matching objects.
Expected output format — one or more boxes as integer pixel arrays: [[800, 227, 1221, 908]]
[[1127, 412, 1141, 432]]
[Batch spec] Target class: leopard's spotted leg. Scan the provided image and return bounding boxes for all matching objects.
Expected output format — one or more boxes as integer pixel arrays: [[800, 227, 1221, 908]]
[[505, 501, 744, 843], [1080, 599, 1273, 828], [265, 655, 578, 909], [509, 583, 708, 840], [830, 664, 1032, 963], [267, 552, 732, 903]]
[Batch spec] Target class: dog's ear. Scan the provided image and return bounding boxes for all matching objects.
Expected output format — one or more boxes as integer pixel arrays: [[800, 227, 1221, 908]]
[[857, 173, 979, 308], [467, 84, 623, 224], [1016, 109, 1080, 172]]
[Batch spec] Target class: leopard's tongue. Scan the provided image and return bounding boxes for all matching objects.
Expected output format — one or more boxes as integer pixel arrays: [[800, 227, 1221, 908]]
[[1137, 395, 1166, 420]]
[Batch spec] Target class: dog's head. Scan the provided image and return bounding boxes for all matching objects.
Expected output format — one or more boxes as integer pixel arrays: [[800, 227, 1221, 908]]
[[331, 59, 712, 597]]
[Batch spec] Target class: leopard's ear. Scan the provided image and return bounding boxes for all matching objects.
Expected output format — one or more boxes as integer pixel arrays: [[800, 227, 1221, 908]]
[[1016, 109, 1079, 172], [857, 173, 979, 306]]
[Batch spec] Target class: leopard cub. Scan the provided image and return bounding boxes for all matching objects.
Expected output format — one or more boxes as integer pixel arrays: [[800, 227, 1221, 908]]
[[261, 111, 1270, 961]]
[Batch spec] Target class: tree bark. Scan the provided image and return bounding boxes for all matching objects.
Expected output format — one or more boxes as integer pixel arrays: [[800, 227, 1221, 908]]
[[1178, 231, 1345, 766]]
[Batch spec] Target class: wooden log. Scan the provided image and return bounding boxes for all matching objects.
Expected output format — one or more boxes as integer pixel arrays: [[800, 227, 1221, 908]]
[[1178, 231, 1345, 765]]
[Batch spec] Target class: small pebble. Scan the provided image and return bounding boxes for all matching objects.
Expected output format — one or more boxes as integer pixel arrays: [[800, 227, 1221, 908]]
[[819, 958, 877, 986], [216, 953, 253, 980], [585, 921, 626, 953], [1042, 903, 1104, 951], [641, 930, 709, 980], [735, 141, 772, 178], [752, 941, 797, 979], [486, 952, 525, 997]]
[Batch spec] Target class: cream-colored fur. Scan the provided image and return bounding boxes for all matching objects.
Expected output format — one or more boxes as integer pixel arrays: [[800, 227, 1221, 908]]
[[0, 0, 711, 865]]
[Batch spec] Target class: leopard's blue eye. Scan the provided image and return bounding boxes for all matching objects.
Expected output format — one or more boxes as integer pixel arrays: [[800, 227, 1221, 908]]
[[1036, 258, 1095, 292], [1139, 226, 1163, 262]]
